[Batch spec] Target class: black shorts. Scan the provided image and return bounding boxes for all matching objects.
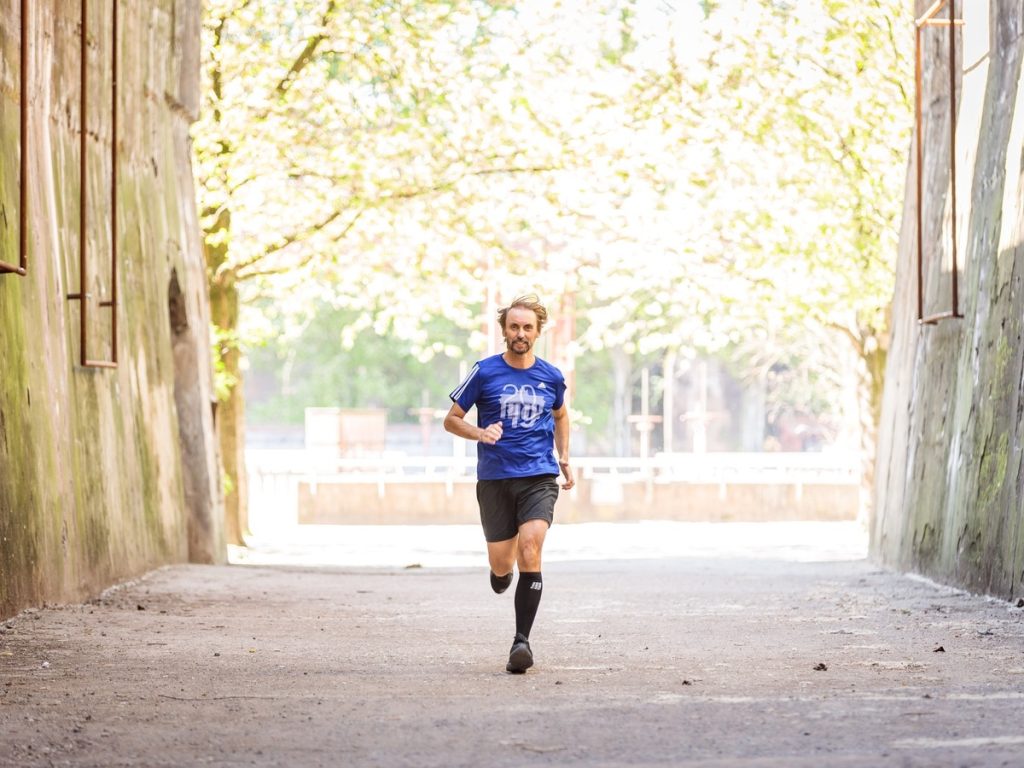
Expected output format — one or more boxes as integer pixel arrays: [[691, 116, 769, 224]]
[[476, 475, 559, 543]]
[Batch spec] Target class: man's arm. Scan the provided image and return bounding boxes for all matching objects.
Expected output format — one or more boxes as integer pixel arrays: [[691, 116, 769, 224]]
[[552, 404, 575, 490], [444, 402, 503, 445]]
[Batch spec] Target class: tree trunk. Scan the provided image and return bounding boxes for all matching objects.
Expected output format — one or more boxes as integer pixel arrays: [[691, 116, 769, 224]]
[[612, 349, 631, 457], [857, 335, 887, 525], [740, 368, 767, 452], [209, 273, 248, 547]]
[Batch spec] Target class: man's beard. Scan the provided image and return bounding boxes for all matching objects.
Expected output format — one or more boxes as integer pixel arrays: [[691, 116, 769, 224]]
[[507, 338, 531, 353]]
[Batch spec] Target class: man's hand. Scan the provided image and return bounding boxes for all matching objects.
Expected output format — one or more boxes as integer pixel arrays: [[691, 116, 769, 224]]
[[558, 460, 575, 491], [479, 422, 503, 445]]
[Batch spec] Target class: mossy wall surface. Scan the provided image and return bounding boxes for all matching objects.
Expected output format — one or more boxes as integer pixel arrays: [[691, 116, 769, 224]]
[[0, 0, 222, 618], [872, 1, 1024, 598]]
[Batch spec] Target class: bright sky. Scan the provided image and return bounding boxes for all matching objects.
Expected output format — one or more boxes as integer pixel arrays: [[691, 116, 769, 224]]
[[631, 0, 705, 66]]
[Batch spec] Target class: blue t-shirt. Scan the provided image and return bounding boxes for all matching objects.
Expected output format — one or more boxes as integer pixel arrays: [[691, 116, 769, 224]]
[[450, 354, 566, 480]]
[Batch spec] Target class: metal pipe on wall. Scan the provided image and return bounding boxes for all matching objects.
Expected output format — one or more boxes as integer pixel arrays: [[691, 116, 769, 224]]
[[1, 0, 28, 276], [67, 0, 118, 368], [947, 0, 960, 319], [915, 0, 964, 326]]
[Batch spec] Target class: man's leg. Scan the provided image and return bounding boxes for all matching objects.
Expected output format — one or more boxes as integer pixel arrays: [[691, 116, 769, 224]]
[[478, 480, 518, 593], [486, 538, 517, 594], [506, 519, 549, 673], [514, 518, 547, 637]]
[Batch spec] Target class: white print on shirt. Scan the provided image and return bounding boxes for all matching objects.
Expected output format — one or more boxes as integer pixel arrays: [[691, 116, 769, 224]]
[[500, 384, 545, 429]]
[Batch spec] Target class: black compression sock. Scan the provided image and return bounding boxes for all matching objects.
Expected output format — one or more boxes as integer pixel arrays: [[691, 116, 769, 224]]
[[490, 570, 513, 594], [514, 571, 543, 638]]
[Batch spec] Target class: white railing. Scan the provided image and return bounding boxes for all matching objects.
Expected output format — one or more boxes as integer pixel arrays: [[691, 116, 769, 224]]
[[246, 450, 859, 486], [245, 449, 861, 532]]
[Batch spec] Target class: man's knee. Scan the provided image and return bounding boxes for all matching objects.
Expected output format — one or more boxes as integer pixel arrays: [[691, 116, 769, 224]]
[[517, 535, 544, 568], [489, 552, 515, 574], [488, 538, 517, 575]]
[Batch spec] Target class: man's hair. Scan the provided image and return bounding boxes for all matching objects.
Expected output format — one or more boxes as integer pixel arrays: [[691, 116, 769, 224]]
[[497, 294, 548, 333]]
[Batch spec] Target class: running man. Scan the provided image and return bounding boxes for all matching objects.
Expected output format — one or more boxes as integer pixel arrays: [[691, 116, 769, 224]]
[[444, 294, 575, 674]]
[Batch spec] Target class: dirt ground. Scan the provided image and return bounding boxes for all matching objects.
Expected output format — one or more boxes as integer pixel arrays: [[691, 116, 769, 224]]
[[2, 548, 1024, 767]]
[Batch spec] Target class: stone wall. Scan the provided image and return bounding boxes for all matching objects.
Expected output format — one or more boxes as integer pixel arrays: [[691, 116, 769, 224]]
[[872, 1, 1024, 598], [0, 0, 222, 618]]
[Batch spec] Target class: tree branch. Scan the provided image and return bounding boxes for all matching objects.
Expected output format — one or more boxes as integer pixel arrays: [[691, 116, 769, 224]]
[[829, 321, 865, 358], [227, 160, 560, 281], [228, 205, 350, 278], [273, 0, 338, 98], [234, 208, 366, 281]]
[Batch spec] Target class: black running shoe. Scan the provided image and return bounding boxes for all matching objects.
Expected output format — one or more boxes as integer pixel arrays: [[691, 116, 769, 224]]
[[506, 633, 534, 674], [490, 571, 513, 594]]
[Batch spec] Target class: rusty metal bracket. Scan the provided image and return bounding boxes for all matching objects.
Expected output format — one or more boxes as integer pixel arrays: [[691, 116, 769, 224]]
[[915, 0, 965, 326], [67, 0, 118, 368], [1, 0, 28, 276]]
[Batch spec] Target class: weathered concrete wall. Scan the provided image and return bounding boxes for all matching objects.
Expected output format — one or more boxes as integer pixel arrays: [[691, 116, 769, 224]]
[[0, 0, 223, 618], [872, 1, 1024, 598]]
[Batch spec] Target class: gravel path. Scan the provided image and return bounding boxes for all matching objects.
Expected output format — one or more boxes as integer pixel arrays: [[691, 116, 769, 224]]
[[2, 532, 1024, 766]]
